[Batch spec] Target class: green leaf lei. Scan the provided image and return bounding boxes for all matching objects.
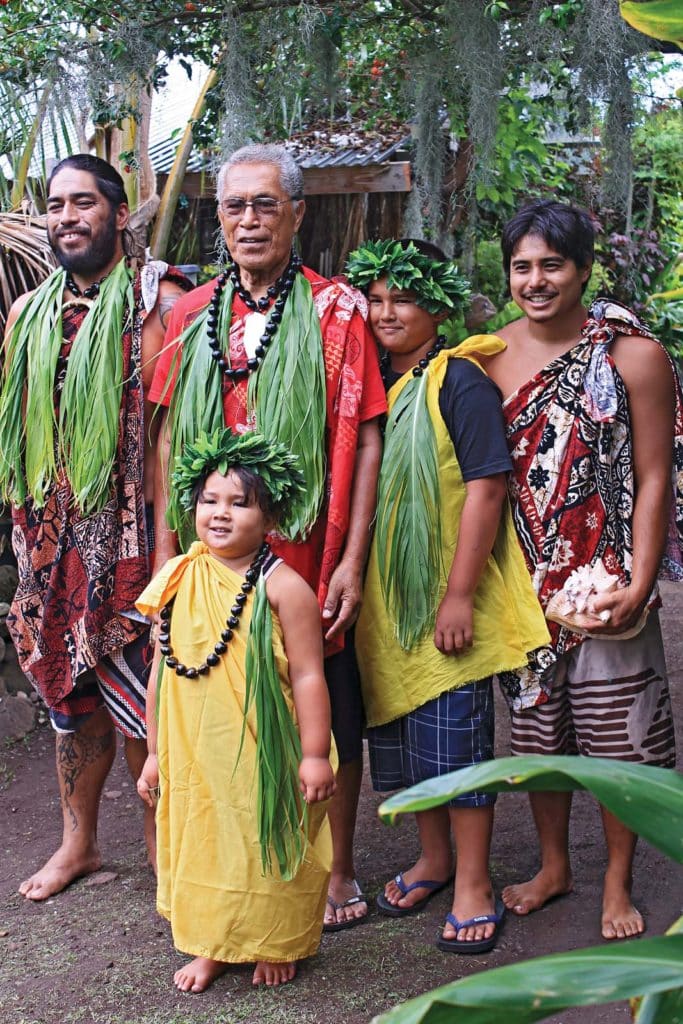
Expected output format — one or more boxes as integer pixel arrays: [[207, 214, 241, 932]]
[[164, 272, 326, 550], [242, 574, 308, 879], [376, 370, 445, 649], [345, 239, 471, 315], [0, 258, 134, 512]]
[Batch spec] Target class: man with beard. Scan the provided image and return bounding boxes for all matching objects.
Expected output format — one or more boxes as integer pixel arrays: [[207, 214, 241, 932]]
[[151, 144, 385, 933], [0, 155, 191, 900]]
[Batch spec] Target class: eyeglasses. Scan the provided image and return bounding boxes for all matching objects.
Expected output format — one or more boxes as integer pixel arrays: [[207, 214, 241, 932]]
[[218, 197, 299, 218]]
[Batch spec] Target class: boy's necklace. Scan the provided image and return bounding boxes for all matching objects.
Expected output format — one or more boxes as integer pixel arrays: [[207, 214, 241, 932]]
[[159, 542, 270, 677], [380, 334, 447, 387]]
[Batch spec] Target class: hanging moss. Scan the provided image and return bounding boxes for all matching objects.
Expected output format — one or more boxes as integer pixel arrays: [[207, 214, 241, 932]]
[[444, 0, 504, 190], [216, 10, 259, 161], [566, 0, 651, 216], [411, 62, 446, 238]]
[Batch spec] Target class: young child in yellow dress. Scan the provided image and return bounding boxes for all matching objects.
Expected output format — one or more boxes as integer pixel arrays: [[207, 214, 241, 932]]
[[346, 239, 550, 954], [136, 428, 336, 992]]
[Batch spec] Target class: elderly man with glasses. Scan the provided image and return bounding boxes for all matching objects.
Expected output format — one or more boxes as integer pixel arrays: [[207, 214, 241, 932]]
[[151, 143, 385, 931]]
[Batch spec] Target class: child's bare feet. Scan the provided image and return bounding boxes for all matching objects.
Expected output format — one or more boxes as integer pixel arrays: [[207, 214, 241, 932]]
[[601, 874, 645, 940], [252, 961, 297, 986], [19, 844, 102, 901], [502, 867, 573, 915], [174, 957, 229, 993]]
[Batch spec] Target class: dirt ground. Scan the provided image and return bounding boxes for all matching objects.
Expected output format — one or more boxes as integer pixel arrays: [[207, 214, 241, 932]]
[[1, 584, 682, 1024]]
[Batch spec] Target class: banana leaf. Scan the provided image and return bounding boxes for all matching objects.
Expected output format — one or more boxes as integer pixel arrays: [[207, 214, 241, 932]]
[[378, 755, 683, 864], [371, 936, 683, 1024], [620, 1, 683, 45], [634, 915, 683, 1024]]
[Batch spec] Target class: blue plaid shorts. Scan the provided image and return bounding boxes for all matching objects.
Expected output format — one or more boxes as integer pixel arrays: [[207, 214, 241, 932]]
[[367, 679, 495, 808]]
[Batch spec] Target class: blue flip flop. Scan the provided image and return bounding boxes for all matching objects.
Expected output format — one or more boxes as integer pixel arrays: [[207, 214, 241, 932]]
[[436, 898, 505, 954], [376, 872, 452, 917]]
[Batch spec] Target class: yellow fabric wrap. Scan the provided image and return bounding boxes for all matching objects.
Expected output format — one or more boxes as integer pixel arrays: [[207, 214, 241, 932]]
[[356, 337, 550, 728], [136, 542, 332, 964]]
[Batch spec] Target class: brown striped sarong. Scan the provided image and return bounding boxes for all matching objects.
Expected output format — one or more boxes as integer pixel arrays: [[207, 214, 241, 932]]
[[509, 611, 675, 766]]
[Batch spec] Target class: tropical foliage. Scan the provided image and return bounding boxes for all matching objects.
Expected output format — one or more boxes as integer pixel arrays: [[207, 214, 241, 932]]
[[0, 2, 680, 343], [0, 211, 55, 332], [373, 755, 683, 1023]]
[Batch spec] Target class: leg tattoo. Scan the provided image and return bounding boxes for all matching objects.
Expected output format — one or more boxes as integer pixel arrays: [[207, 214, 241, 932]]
[[57, 730, 114, 831]]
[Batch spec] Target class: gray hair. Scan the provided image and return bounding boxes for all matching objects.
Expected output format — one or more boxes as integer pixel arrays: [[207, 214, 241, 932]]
[[216, 144, 304, 200]]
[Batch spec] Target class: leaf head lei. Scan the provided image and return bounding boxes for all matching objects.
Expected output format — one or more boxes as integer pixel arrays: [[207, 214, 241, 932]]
[[345, 239, 471, 316], [171, 427, 306, 520]]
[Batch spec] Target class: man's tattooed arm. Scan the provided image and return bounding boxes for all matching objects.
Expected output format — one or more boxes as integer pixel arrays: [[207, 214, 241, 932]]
[[157, 288, 186, 330]]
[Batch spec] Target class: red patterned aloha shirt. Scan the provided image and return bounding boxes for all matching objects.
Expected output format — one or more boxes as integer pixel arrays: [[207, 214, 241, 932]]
[[151, 266, 386, 656], [498, 299, 683, 710]]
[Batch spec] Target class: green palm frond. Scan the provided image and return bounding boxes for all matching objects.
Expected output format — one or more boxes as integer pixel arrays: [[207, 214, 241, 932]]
[[24, 269, 66, 505], [164, 288, 230, 549], [60, 259, 134, 513], [248, 272, 326, 541], [241, 576, 308, 879], [0, 267, 64, 506], [376, 374, 444, 649]]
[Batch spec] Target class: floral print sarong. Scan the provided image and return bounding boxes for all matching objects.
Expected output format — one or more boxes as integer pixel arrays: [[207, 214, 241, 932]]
[[499, 299, 683, 708]]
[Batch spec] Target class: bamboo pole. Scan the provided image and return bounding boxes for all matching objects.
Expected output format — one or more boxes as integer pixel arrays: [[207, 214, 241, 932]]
[[10, 81, 53, 209], [150, 65, 220, 260]]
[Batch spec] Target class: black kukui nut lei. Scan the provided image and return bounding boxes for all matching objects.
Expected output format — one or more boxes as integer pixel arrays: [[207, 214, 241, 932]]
[[65, 274, 104, 300], [158, 542, 270, 677], [207, 251, 303, 381], [380, 334, 447, 386]]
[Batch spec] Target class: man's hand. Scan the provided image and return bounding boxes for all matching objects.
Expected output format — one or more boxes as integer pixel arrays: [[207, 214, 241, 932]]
[[299, 756, 336, 804], [321, 559, 363, 640], [587, 585, 649, 636], [137, 753, 159, 808], [434, 591, 474, 654]]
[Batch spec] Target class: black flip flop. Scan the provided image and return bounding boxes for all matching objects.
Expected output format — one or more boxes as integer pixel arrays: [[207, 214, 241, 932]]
[[436, 898, 505, 954], [376, 872, 452, 918]]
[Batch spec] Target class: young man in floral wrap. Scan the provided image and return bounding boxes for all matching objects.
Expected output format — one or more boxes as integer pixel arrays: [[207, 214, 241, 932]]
[[1, 155, 191, 900], [480, 199, 682, 939], [151, 143, 385, 929]]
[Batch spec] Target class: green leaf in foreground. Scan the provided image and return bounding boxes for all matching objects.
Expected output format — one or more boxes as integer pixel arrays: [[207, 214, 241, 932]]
[[371, 936, 683, 1024], [635, 914, 683, 1024], [378, 755, 683, 864], [620, 0, 683, 46]]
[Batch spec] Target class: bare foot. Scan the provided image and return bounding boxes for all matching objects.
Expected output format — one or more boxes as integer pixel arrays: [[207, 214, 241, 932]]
[[252, 961, 297, 986], [442, 886, 496, 944], [601, 876, 645, 940], [323, 875, 368, 927], [174, 957, 229, 993], [502, 868, 573, 916], [19, 845, 102, 901]]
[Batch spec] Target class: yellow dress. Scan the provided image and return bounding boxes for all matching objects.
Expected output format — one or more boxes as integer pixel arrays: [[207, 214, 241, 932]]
[[136, 543, 332, 964], [356, 337, 550, 728]]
